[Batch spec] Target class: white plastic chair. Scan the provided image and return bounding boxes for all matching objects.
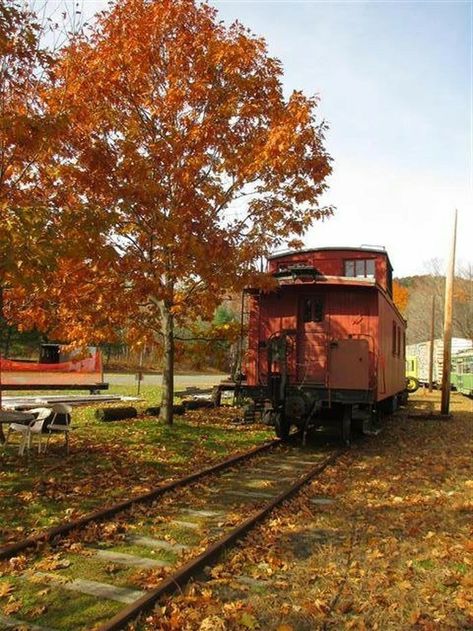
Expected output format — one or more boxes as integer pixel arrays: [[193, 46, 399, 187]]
[[44, 403, 73, 455], [4, 408, 52, 456]]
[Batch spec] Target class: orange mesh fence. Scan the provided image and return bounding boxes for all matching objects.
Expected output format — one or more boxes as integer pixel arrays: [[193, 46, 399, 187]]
[[0, 353, 103, 386]]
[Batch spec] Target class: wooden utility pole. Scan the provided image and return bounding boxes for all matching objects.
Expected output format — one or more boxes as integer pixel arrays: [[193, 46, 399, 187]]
[[428, 296, 435, 392], [440, 209, 458, 415]]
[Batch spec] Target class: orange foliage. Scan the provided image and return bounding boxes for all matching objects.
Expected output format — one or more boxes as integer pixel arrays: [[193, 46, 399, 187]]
[[0, 2, 59, 287], [393, 280, 409, 314]]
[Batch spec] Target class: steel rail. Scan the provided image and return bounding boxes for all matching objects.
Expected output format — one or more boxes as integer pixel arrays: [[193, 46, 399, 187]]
[[98, 448, 345, 631], [0, 439, 280, 561]]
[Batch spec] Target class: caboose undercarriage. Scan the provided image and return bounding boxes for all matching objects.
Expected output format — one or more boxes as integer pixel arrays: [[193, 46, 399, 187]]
[[214, 379, 403, 444]]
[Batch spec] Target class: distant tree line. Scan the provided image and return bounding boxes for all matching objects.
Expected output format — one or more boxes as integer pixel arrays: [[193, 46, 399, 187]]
[[394, 263, 472, 345]]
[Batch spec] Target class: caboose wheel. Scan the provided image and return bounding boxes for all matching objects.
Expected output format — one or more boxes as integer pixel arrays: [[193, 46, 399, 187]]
[[406, 376, 420, 393], [274, 411, 290, 440], [341, 405, 352, 445]]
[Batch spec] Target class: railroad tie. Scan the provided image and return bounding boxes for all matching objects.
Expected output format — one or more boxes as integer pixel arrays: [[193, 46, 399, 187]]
[[127, 535, 189, 552], [33, 572, 146, 604], [181, 508, 223, 518], [0, 613, 59, 631], [171, 519, 200, 530], [310, 497, 335, 505], [222, 472, 293, 484], [235, 575, 271, 588], [93, 549, 169, 568], [249, 475, 295, 483], [225, 490, 274, 499], [283, 459, 325, 466], [257, 463, 298, 472]]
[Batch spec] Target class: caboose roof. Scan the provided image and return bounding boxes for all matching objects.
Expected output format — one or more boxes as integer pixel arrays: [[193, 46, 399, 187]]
[[268, 246, 393, 271]]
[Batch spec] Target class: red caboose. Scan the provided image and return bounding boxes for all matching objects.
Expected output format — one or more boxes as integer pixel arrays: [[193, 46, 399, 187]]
[[240, 246, 406, 441]]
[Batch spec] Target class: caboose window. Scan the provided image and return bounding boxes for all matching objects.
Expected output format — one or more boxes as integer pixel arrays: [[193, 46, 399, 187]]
[[344, 259, 375, 278], [392, 321, 397, 355], [302, 297, 324, 323], [302, 298, 312, 322], [313, 300, 324, 322], [345, 261, 355, 276], [355, 260, 365, 276]]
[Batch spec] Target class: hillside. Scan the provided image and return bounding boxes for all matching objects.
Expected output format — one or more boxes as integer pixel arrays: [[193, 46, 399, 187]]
[[395, 272, 472, 345]]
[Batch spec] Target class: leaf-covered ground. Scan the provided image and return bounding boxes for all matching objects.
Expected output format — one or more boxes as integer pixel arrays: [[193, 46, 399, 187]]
[[144, 391, 473, 630], [0, 384, 271, 546]]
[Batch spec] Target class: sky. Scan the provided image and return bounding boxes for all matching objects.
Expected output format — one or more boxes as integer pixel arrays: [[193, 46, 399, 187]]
[[46, 0, 471, 277], [213, 0, 472, 277]]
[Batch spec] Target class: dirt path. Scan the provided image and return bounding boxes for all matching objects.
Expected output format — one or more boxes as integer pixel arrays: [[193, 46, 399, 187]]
[[146, 391, 473, 630]]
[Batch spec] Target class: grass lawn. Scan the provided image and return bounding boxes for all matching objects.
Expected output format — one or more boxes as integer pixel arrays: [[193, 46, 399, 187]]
[[0, 384, 271, 547]]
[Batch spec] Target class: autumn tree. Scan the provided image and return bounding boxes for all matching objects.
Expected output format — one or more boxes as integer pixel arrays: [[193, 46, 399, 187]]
[[392, 280, 409, 315], [49, 0, 332, 424]]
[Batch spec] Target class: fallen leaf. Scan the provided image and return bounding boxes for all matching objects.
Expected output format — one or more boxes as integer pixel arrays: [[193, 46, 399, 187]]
[[199, 616, 226, 631], [0, 583, 14, 598], [3, 598, 21, 615], [35, 555, 71, 571], [9, 556, 27, 572], [410, 609, 421, 624], [30, 604, 48, 617]]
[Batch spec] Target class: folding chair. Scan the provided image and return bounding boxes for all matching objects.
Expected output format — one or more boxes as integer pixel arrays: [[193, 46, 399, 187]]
[[43, 403, 73, 455], [4, 408, 52, 456]]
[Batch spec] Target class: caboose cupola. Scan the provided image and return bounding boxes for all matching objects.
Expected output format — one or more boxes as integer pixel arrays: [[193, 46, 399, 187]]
[[268, 246, 393, 296]]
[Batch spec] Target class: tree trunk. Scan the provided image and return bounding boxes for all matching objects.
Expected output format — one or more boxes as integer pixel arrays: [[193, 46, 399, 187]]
[[159, 303, 174, 425], [0, 284, 4, 410], [105, 344, 112, 368], [3, 325, 12, 358]]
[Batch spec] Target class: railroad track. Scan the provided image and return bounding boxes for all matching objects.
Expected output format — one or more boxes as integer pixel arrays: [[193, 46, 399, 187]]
[[0, 439, 345, 631]]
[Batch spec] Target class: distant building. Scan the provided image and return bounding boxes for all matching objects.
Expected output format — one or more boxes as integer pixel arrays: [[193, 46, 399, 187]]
[[406, 338, 473, 385]]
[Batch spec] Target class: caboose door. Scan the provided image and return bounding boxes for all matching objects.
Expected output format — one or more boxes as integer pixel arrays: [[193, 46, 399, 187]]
[[297, 294, 327, 384], [329, 339, 369, 390]]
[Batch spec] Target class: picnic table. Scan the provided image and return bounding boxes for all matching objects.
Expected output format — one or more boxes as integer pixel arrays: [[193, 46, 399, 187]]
[[0, 410, 35, 443]]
